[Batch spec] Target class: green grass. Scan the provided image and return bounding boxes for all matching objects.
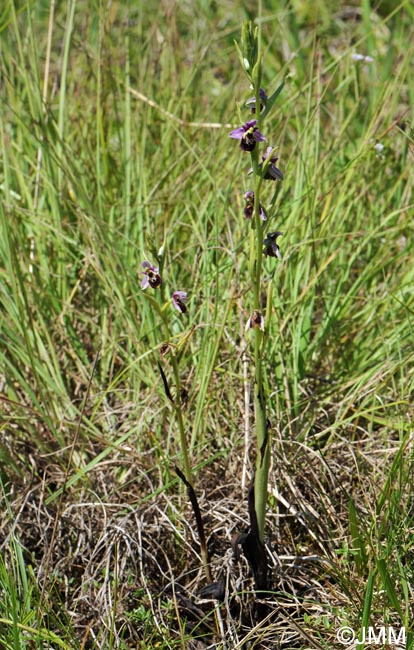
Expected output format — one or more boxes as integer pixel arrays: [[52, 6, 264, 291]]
[[1, 0, 414, 647]]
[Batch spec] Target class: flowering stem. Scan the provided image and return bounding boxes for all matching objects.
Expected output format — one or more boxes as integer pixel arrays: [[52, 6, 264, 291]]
[[158, 307, 212, 578], [233, 16, 284, 560], [156, 309, 193, 484], [169, 353, 192, 483], [251, 162, 269, 543], [159, 313, 214, 585], [253, 0, 269, 547], [142, 263, 211, 584]]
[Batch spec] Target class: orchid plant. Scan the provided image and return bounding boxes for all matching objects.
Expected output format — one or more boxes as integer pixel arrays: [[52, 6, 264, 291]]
[[230, 21, 285, 589], [140, 258, 192, 480], [140, 257, 212, 583], [140, 20, 284, 595]]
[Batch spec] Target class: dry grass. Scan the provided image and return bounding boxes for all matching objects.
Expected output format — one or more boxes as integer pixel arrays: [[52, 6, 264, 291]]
[[2, 412, 408, 648]]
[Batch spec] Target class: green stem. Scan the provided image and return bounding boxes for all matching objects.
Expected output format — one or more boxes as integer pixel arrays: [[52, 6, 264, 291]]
[[251, 150, 269, 543], [156, 300, 211, 582], [170, 353, 192, 483], [154, 299, 193, 484]]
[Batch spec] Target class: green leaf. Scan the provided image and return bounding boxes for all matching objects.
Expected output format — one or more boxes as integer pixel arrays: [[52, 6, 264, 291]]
[[348, 500, 368, 574], [377, 558, 404, 622], [261, 79, 286, 120]]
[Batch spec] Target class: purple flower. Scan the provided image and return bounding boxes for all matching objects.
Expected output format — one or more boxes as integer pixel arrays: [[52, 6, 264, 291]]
[[229, 120, 266, 152], [263, 231, 283, 258], [172, 290, 188, 313], [141, 261, 162, 289], [245, 87, 268, 114], [259, 146, 283, 181], [245, 310, 265, 332], [244, 191, 266, 221]]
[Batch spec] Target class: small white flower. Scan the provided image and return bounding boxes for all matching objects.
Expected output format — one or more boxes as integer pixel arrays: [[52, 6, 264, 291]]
[[374, 142, 384, 153], [243, 58, 250, 70], [351, 53, 374, 63], [398, 236, 407, 251]]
